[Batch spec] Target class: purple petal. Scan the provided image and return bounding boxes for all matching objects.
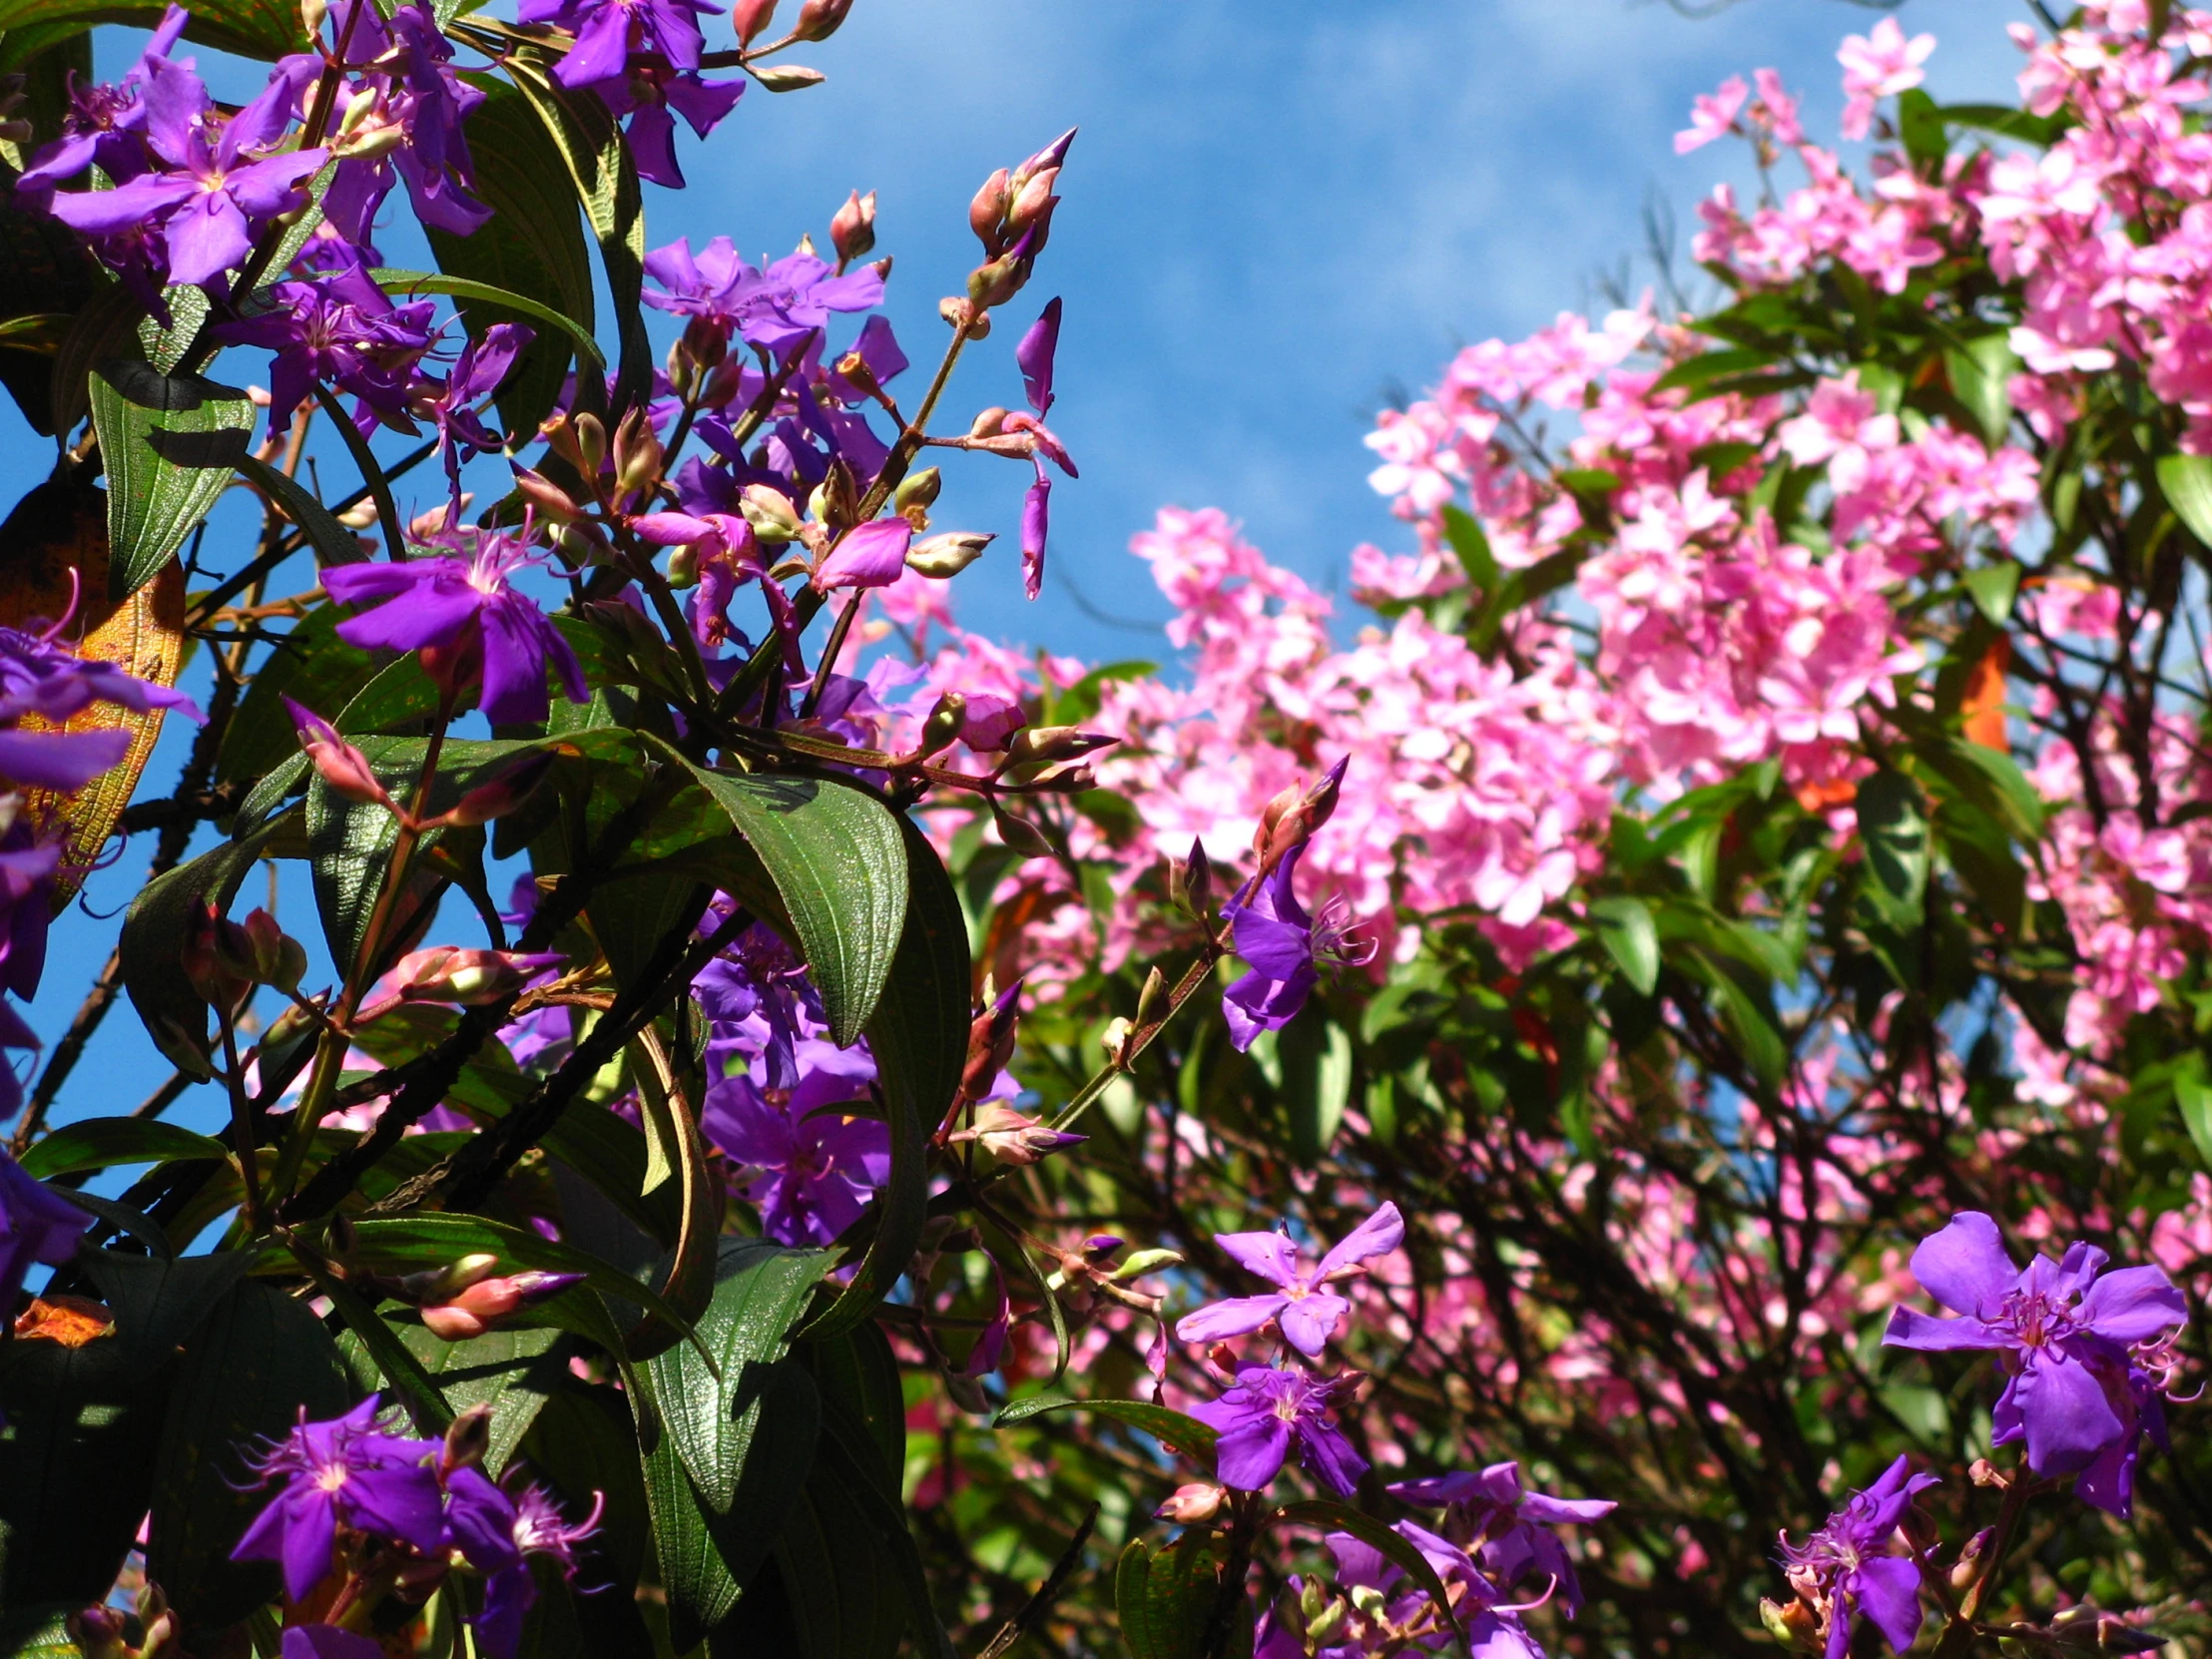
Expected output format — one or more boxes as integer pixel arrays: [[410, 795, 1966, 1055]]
[[1850, 1556, 1925, 1655], [1909, 1213, 2019, 1319], [281, 1628, 384, 1659], [1020, 476, 1049, 601], [1881, 1307, 2009, 1353], [1296, 1416, 1369, 1496], [1277, 1293, 1349, 1358], [2013, 1351, 2125, 1477], [814, 518, 910, 591], [1174, 1294, 1289, 1346], [44, 171, 197, 235], [0, 727, 133, 790], [163, 193, 257, 285], [1016, 296, 1060, 416], [1215, 1230, 1300, 1288], [1314, 1202, 1404, 1279], [478, 599, 553, 725], [1211, 1415, 1293, 1491], [336, 585, 482, 655], [2078, 1266, 2188, 1345]]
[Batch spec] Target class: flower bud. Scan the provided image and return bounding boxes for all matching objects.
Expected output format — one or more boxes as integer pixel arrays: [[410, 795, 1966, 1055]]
[[1006, 166, 1058, 235], [1305, 1599, 1348, 1645], [1027, 762, 1095, 795], [613, 407, 662, 505], [182, 901, 253, 1015], [893, 466, 941, 515], [435, 750, 556, 829], [1760, 1597, 1820, 1651], [1300, 1577, 1329, 1622], [1168, 836, 1213, 917], [284, 696, 397, 813], [301, 0, 329, 41], [916, 692, 966, 760], [968, 406, 1009, 440], [951, 1104, 1084, 1167], [937, 295, 988, 336], [968, 167, 1011, 251], [1154, 1482, 1226, 1524], [752, 62, 825, 91], [240, 907, 307, 992], [792, 0, 850, 38], [740, 484, 803, 542], [1111, 1248, 1183, 1281], [1101, 1015, 1134, 1068], [400, 1252, 502, 1305], [363, 946, 564, 1019], [731, 0, 776, 42], [966, 253, 1026, 310], [992, 803, 1053, 856], [420, 1270, 586, 1340], [906, 531, 992, 579], [442, 1403, 493, 1473], [1133, 965, 1167, 1030], [960, 979, 1021, 1101], [830, 191, 876, 265], [510, 466, 583, 524], [1002, 725, 1115, 768], [572, 411, 607, 477]]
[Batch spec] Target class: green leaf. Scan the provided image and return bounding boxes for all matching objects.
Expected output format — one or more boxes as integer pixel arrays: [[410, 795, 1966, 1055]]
[[2176, 1059, 2212, 1170], [1590, 894, 1659, 995], [648, 1239, 835, 1512], [992, 1393, 1219, 1462], [305, 775, 410, 979], [0, 1606, 80, 1657], [1937, 102, 2060, 147], [504, 57, 650, 414], [2157, 453, 2212, 549], [1962, 560, 2021, 626], [122, 820, 287, 1077], [796, 817, 967, 1341], [1279, 1014, 1353, 1164], [18, 1117, 226, 1179], [316, 1273, 456, 1431], [768, 1435, 908, 1659], [655, 748, 909, 1045], [812, 1406, 956, 1659], [1897, 88, 1946, 170], [146, 1281, 354, 1627], [1276, 1499, 1467, 1654], [1651, 346, 1774, 399], [426, 78, 596, 439], [392, 1321, 566, 1476], [1115, 1533, 1233, 1659], [89, 359, 253, 600], [236, 451, 366, 572], [645, 1360, 821, 1648], [1439, 504, 1497, 591], [1856, 770, 1930, 920], [517, 1384, 657, 1656], [799, 1323, 904, 1496], [371, 268, 603, 367], [1944, 335, 2019, 449], [0, 1252, 252, 1605], [0, 0, 304, 59]]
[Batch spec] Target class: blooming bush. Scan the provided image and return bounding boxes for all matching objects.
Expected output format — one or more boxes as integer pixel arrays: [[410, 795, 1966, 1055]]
[[0, 1, 2206, 1657]]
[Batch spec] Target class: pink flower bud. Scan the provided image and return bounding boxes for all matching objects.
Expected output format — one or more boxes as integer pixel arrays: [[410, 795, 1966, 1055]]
[[792, 0, 851, 43], [283, 696, 397, 812], [731, 0, 776, 42], [421, 1269, 585, 1339], [433, 751, 556, 829], [830, 189, 877, 263], [953, 1104, 1084, 1168], [358, 946, 565, 1022], [1155, 1482, 1226, 1524], [960, 694, 1026, 754], [968, 167, 1011, 252]]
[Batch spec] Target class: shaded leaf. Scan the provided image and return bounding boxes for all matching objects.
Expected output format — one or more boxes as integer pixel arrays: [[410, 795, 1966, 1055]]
[[88, 359, 251, 600]]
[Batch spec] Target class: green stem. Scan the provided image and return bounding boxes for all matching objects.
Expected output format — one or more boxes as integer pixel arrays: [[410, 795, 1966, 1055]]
[[311, 383, 408, 562], [1929, 1476, 2039, 1658]]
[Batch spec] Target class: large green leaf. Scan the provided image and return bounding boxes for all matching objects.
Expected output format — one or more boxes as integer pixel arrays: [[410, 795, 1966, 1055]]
[[0, 0, 305, 60], [121, 818, 288, 1077], [648, 1239, 835, 1512], [88, 359, 252, 600], [993, 1393, 1220, 1463], [797, 816, 967, 1340], [18, 1117, 225, 1179], [392, 1321, 566, 1477], [145, 1281, 354, 1628], [422, 77, 598, 437], [503, 56, 650, 414], [0, 1251, 251, 1607], [1590, 894, 1659, 995], [517, 1385, 656, 1658], [1115, 1533, 1233, 1659], [305, 773, 410, 979], [2157, 452, 2212, 550], [1856, 769, 1931, 926], [655, 748, 909, 1044]]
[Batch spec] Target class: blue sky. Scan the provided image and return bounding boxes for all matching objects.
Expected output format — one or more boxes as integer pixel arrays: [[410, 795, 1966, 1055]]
[[14, 0, 2026, 1136]]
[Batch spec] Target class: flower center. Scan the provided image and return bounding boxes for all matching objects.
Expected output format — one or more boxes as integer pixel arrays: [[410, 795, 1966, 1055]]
[[1999, 1287, 2073, 1349]]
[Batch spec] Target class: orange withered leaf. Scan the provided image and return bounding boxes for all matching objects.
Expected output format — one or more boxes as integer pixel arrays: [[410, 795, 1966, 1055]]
[[13, 1292, 116, 1346], [1961, 633, 2012, 752]]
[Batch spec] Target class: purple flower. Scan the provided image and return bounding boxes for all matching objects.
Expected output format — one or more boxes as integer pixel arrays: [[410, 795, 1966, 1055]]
[[1327, 1519, 1516, 1653], [0, 1150, 91, 1311], [1883, 1213, 2187, 1512], [0, 827, 60, 1003], [1187, 1363, 1368, 1496], [0, 614, 205, 790], [218, 261, 440, 437], [420, 322, 535, 489], [597, 64, 745, 189], [1775, 1456, 1936, 1659], [45, 55, 325, 287], [444, 1467, 602, 1659], [384, 2, 492, 234], [814, 518, 912, 593], [233, 1395, 446, 1602], [1177, 1203, 1401, 1358], [1016, 296, 1061, 417], [1019, 476, 1050, 602], [643, 238, 884, 351], [1388, 1461, 1616, 1617], [1220, 840, 1375, 1053], [704, 1037, 888, 1246], [13, 5, 188, 207], [322, 533, 587, 724], [0, 1000, 38, 1122], [519, 0, 717, 90]]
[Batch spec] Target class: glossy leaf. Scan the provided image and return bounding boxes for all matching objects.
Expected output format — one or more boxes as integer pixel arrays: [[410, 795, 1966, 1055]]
[[88, 360, 252, 600], [1590, 894, 1660, 995], [17, 1117, 226, 1179], [993, 1393, 1220, 1462], [2157, 452, 2212, 549]]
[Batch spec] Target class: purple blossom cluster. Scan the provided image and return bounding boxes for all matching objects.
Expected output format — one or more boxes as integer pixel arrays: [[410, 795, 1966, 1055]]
[[233, 1394, 599, 1656]]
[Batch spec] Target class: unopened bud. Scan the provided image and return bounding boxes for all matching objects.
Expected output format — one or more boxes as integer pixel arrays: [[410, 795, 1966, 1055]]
[[571, 411, 607, 477], [1305, 1599, 1348, 1646], [1300, 1576, 1329, 1622], [937, 295, 988, 336], [420, 1270, 586, 1340], [792, 0, 850, 38], [967, 253, 1025, 310], [1949, 1527, 1993, 1590], [285, 696, 397, 812], [917, 692, 966, 760], [949, 1104, 1084, 1167], [969, 167, 1011, 251], [992, 803, 1052, 856], [968, 406, 1009, 440], [731, 0, 775, 43], [960, 980, 1021, 1100], [1169, 836, 1213, 916], [240, 907, 307, 991], [1029, 762, 1096, 794], [442, 1404, 493, 1473], [613, 407, 662, 504], [892, 466, 942, 514], [1111, 1248, 1183, 1281], [1006, 166, 1058, 234], [435, 751, 555, 829], [301, 0, 329, 40], [1759, 1597, 1820, 1651], [831, 190, 875, 264], [752, 62, 825, 91], [906, 530, 991, 578], [1967, 1458, 2009, 1488], [511, 466, 582, 524], [1154, 1482, 1226, 1525], [740, 483, 803, 542], [1134, 965, 1166, 1029], [1002, 724, 1114, 768], [1101, 1016, 1134, 1068]]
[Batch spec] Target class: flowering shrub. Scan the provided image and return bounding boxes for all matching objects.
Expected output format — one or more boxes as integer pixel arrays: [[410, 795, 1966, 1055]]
[[0, 1, 2205, 1657]]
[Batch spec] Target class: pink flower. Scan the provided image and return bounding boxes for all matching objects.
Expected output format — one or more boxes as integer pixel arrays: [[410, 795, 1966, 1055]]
[[1675, 75, 1748, 154], [1839, 18, 1936, 141]]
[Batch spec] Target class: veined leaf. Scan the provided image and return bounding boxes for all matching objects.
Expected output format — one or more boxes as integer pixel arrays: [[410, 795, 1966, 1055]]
[[18, 1118, 226, 1180], [89, 359, 251, 600]]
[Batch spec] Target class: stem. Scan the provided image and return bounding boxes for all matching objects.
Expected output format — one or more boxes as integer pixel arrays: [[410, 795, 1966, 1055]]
[[1929, 1477, 2040, 1657], [1198, 1493, 1262, 1659], [311, 384, 408, 562], [220, 1019, 266, 1233]]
